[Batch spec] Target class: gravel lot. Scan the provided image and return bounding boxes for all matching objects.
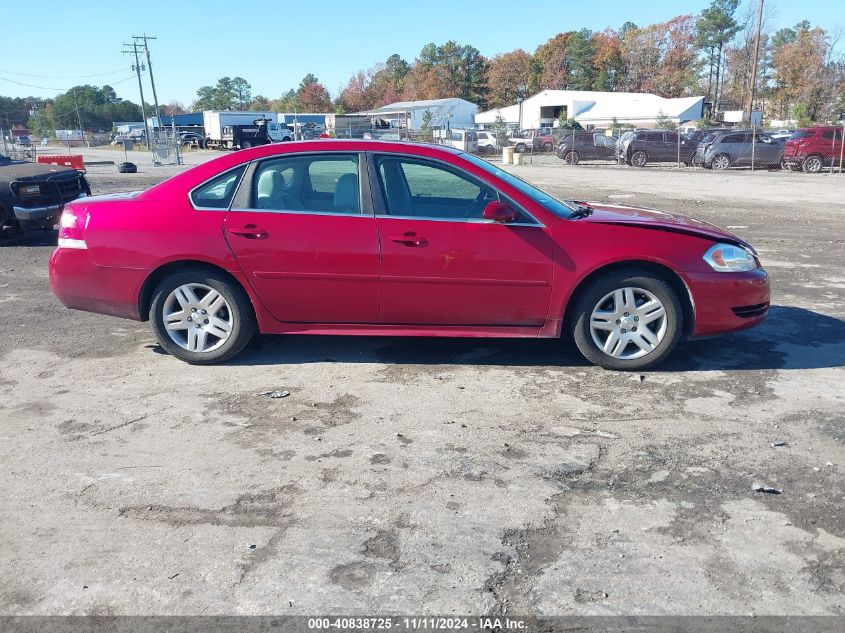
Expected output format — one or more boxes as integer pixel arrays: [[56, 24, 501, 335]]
[[1, 149, 843, 616]]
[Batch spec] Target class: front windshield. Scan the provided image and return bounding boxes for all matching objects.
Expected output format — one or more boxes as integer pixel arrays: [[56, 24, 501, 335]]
[[461, 152, 578, 217]]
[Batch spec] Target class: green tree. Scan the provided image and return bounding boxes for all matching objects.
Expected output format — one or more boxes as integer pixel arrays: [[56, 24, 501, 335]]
[[655, 109, 678, 129], [696, 0, 741, 110]]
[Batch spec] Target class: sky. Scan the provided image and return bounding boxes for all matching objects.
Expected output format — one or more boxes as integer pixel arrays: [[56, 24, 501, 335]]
[[0, 0, 842, 107]]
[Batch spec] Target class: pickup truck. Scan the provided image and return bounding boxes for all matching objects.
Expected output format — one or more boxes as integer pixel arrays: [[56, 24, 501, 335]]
[[0, 150, 90, 243], [508, 128, 555, 152]]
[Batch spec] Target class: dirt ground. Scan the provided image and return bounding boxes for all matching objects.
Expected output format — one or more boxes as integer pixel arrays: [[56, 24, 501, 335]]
[[0, 150, 843, 616]]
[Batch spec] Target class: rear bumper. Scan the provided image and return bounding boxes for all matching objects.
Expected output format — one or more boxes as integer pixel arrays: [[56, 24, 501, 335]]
[[13, 203, 63, 224], [686, 268, 770, 337], [49, 247, 145, 320]]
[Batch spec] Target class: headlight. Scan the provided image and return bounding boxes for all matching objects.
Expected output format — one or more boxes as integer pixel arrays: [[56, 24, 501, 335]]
[[703, 243, 758, 272], [20, 184, 40, 196]]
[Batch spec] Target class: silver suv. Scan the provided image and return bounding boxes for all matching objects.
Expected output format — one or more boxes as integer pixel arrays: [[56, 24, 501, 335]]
[[697, 131, 784, 170]]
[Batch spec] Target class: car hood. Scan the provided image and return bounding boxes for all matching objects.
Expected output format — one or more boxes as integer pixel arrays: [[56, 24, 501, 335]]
[[0, 159, 80, 181], [579, 203, 751, 248]]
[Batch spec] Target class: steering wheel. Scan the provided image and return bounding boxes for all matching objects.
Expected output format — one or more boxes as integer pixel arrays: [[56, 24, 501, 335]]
[[467, 189, 492, 217]]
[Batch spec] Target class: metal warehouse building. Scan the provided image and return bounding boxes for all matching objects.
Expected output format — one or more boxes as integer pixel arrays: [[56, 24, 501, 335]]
[[476, 90, 706, 130], [356, 98, 479, 131]]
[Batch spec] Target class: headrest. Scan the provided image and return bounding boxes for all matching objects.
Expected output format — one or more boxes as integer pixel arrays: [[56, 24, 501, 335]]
[[333, 172, 359, 211], [257, 169, 285, 197]]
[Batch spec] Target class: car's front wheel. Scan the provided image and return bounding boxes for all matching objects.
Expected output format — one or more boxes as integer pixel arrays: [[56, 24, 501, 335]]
[[572, 271, 683, 370], [150, 270, 256, 365], [562, 150, 580, 165]]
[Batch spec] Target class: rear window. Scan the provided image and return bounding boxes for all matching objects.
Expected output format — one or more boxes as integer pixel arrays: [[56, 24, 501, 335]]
[[790, 130, 814, 140]]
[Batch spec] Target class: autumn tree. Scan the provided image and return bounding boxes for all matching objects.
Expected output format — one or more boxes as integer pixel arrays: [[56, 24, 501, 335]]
[[487, 50, 532, 107], [534, 32, 574, 89], [770, 23, 831, 120], [592, 29, 624, 91]]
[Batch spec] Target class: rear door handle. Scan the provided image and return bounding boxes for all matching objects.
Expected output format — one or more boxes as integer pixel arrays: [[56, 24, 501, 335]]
[[388, 232, 427, 247], [228, 224, 268, 239]]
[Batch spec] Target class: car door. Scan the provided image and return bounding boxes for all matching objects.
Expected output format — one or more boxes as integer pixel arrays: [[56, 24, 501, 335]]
[[369, 153, 554, 326], [224, 152, 381, 323], [753, 135, 780, 165]]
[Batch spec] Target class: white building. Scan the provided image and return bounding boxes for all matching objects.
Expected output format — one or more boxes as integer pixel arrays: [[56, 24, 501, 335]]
[[357, 98, 478, 131], [476, 90, 705, 130]]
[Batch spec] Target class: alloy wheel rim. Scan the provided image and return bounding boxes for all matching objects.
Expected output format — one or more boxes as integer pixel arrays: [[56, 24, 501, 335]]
[[589, 287, 668, 360], [162, 283, 234, 353], [633, 153, 645, 166], [806, 157, 822, 172], [715, 156, 729, 169]]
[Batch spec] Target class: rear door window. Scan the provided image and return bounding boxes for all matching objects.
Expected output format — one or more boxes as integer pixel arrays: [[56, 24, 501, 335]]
[[722, 134, 743, 144]]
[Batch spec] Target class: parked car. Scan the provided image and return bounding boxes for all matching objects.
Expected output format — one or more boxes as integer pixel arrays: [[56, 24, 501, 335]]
[[618, 129, 695, 167], [686, 129, 733, 165], [556, 131, 618, 164], [696, 131, 784, 170], [49, 140, 769, 371], [476, 131, 499, 154], [0, 147, 90, 243], [782, 126, 844, 173]]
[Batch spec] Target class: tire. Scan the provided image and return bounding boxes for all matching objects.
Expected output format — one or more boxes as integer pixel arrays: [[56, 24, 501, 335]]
[[543, 142, 553, 152], [631, 151, 647, 167], [241, 141, 252, 149], [515, 143, 525, 153], [711, 153, 731, 170], [117, 162, 137, 174], [563, 151, 580, 165], [485, 145, 496, 154], [802, 155, 824, 173], [571, 270, 683, 371], [150, 269, 256, 365]]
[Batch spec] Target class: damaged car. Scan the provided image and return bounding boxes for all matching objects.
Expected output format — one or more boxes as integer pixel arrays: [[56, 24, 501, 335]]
[[0, 149, 90, 243]]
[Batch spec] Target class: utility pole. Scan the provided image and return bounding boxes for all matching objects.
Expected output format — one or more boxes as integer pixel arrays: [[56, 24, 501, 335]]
[[123, 40, 150, 149], [134, 34, 161, 137], [745, 0, 764, 126]]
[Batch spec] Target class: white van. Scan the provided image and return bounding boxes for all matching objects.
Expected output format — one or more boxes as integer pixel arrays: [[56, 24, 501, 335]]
[[445, 128, 478, 153]]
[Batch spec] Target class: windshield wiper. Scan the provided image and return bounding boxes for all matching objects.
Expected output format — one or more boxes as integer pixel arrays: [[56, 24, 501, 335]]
[[566, 199, 594, 219]]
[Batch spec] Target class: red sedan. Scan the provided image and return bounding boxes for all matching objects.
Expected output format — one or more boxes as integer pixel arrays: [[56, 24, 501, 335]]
[[49, 141, 769, 370]]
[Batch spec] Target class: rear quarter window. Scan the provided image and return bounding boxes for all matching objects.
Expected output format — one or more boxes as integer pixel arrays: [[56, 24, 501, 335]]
[[190, 166, 246, 209], [790, 130, 814, 140]]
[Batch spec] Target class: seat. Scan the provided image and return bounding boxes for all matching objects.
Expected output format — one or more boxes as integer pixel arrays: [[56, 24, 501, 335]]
[[256, 169, 303, 211], [333, 172, 360, 213], [380, 160, 412, 215]]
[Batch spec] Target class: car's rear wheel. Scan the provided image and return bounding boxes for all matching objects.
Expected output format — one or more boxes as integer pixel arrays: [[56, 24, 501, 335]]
[[543, 142, 553, 152], [572, 271, 682, 370], [485, 145, 496, 154], [631, 151, 647, 167], [563, 150, 580, 165], [711, 153, 731, 170], [241, 141, 252, 149], [150, 270, 256, 365], [802, 155, 824, 173]]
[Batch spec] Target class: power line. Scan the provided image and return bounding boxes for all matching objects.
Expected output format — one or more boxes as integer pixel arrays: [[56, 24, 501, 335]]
[[0, 67, 127, 79], [0, 74, 137, 92]]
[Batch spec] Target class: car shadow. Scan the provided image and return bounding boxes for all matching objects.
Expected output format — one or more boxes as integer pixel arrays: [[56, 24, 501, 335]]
[[205, 304, 843, 372]]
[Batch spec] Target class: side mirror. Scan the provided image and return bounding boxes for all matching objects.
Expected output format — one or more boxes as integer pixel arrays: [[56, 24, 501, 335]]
[[483, 201, 518, 223]]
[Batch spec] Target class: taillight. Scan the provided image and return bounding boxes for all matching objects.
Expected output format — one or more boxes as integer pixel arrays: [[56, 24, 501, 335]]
[[57, 205, 87, 249]]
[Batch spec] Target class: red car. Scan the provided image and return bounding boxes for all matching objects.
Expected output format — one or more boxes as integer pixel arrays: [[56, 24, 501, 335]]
[[49, 140, 769, 370], [782, 126, 844, 173]]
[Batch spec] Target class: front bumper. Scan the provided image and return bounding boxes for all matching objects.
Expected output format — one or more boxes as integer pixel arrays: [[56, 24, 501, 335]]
[[686, 268, 770, 337]]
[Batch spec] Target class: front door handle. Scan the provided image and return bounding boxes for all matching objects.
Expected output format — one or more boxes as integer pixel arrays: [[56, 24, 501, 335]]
[[228, 224, 268, 239], [388, 232, 428, 247]]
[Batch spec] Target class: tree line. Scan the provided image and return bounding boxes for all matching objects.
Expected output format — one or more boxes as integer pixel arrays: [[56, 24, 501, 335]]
[[2, 0, 842, 134], [189, 1, 842, 125]]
